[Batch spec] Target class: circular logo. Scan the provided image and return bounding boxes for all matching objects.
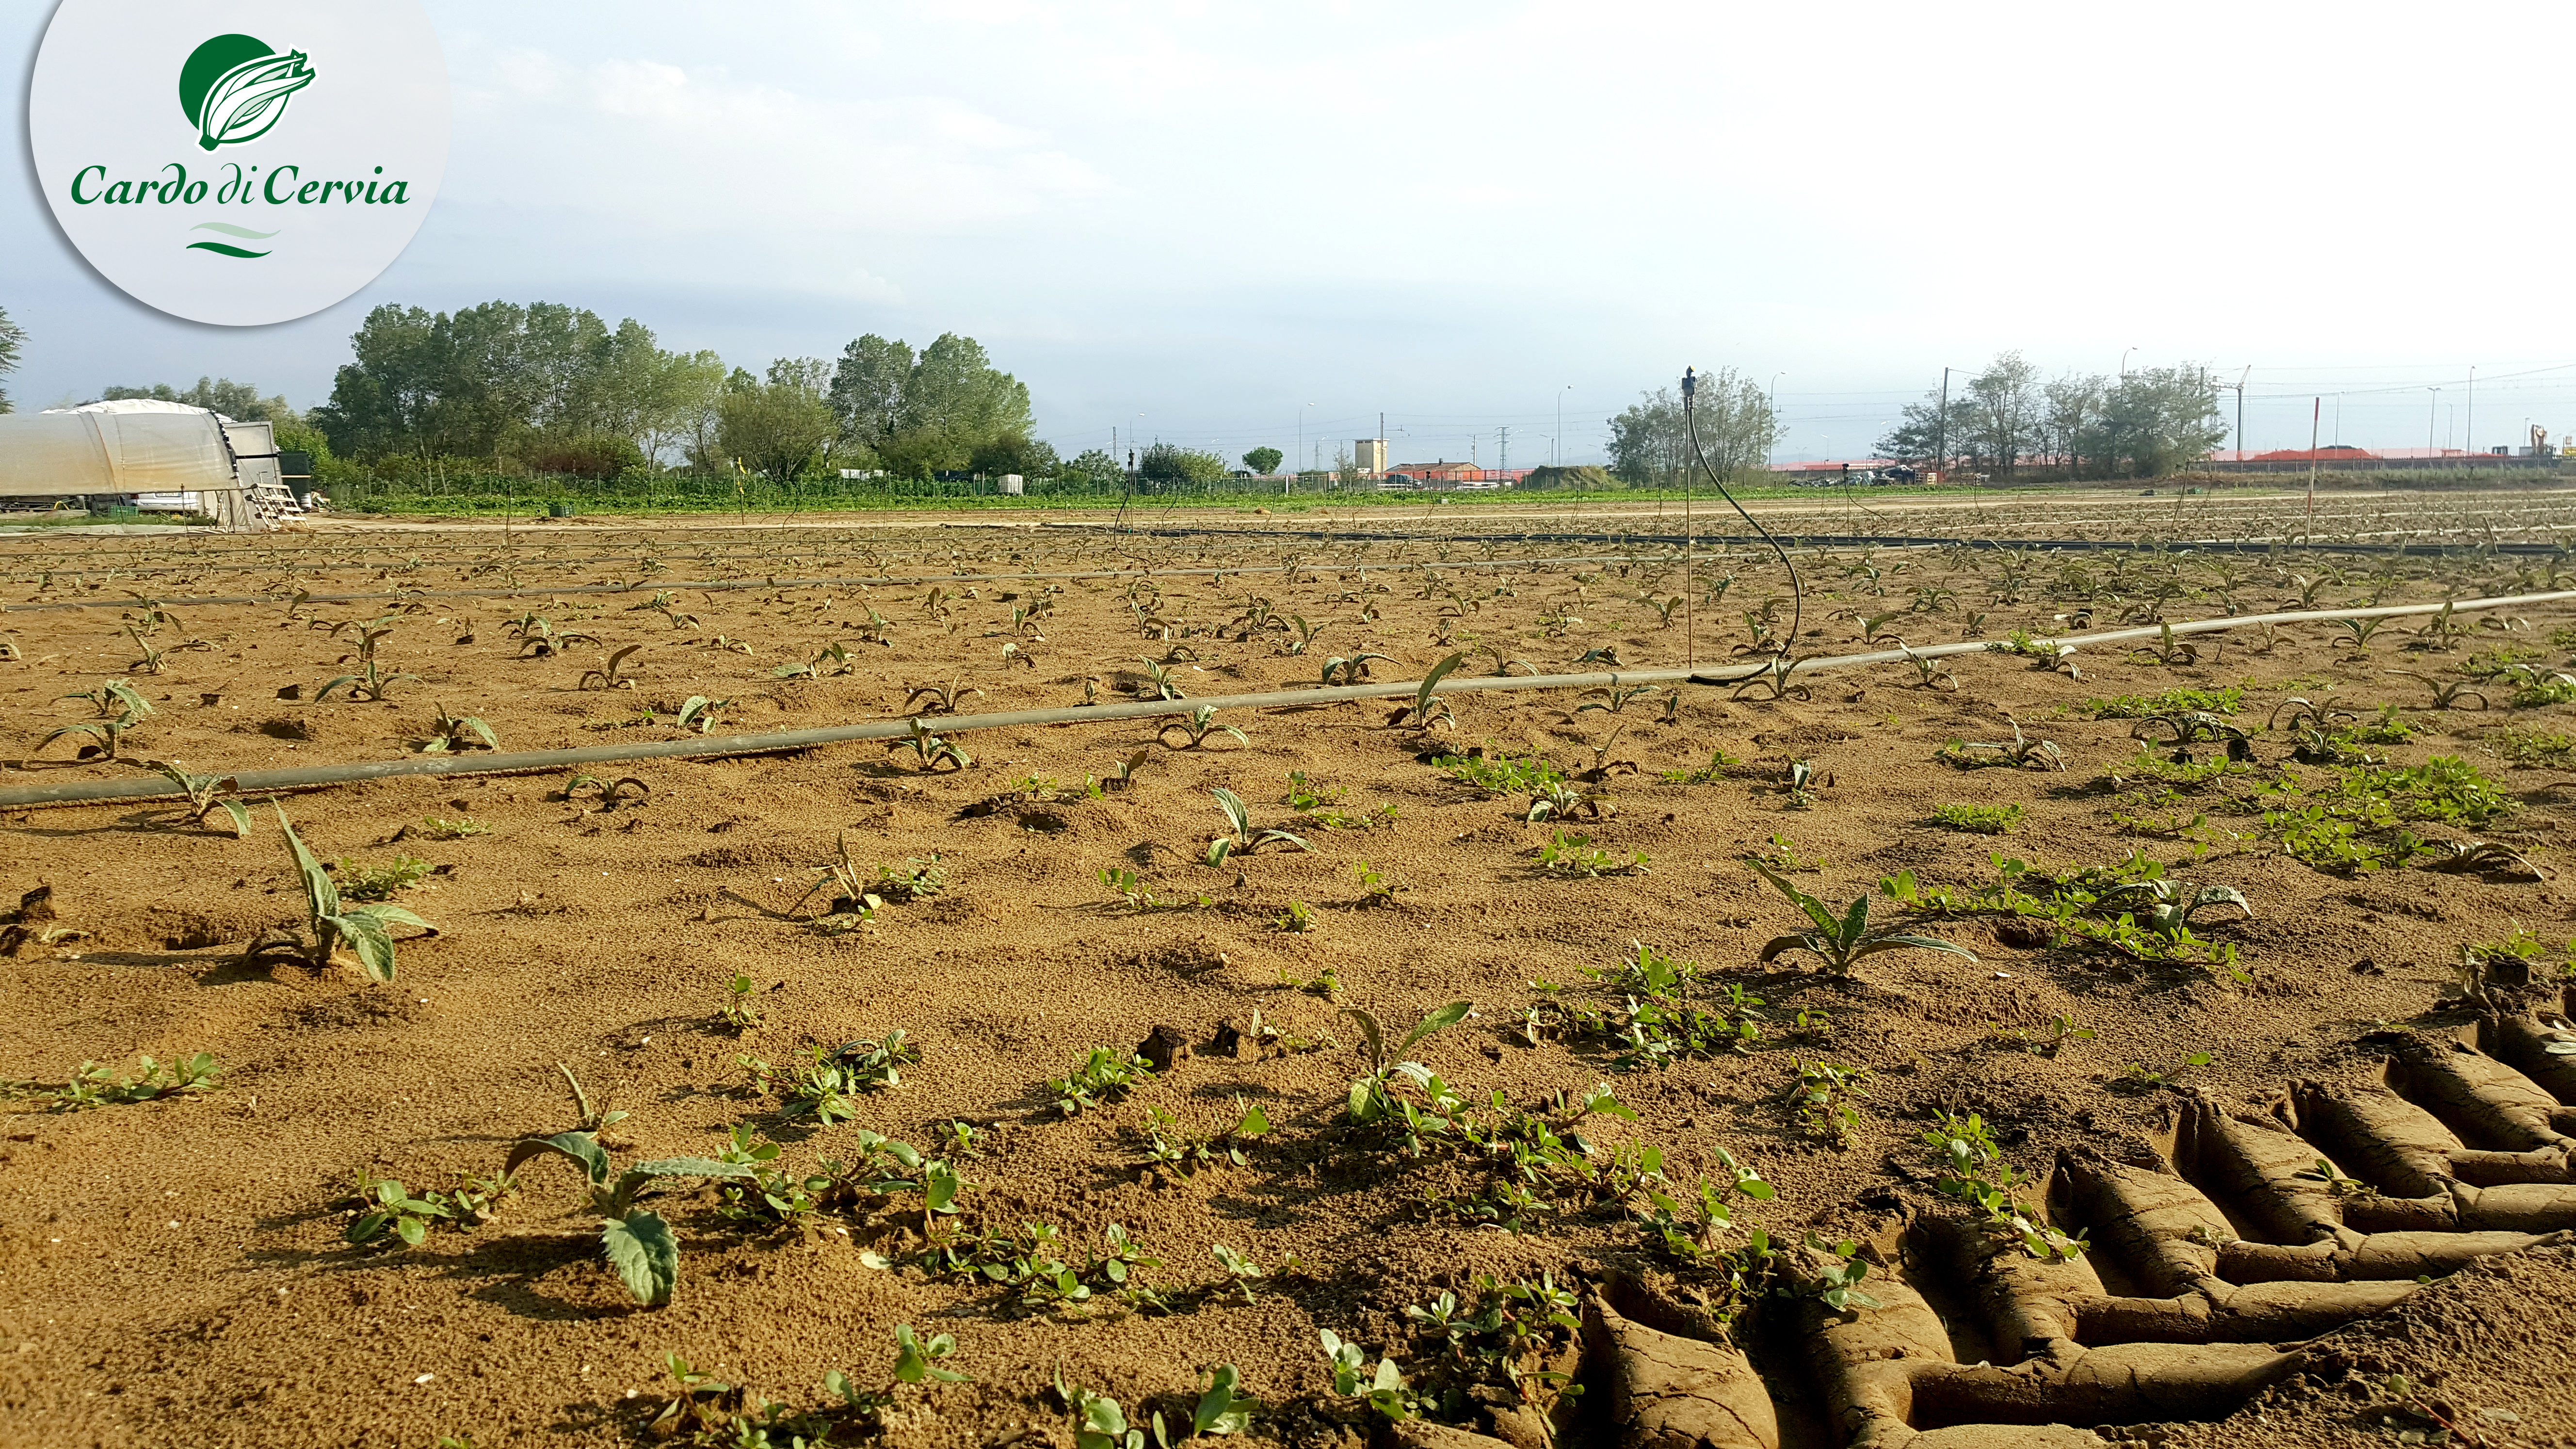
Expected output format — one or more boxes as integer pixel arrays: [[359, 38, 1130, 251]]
[[29, 0, 450, 327]]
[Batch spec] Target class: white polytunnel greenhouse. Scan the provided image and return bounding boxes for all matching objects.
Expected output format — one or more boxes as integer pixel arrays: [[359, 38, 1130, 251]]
[[0, 398, 307, 530]]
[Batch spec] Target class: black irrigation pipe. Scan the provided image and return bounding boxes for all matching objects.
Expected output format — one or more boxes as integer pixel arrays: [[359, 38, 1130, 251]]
[[7, 588, 2572, 813]]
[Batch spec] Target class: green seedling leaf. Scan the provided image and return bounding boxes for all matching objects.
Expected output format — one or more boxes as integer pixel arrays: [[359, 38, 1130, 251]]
[[601, 1209, 680, 1305]]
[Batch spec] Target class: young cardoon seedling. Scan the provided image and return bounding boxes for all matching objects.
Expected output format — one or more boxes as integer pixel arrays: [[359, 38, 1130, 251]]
[[503, 1131, 752, 1305], [1161, 705, 1248, 751], [268, 807, 432, 982], [1753, 863, 1972, 976], [416, 705, 498, 754], [146, 759, 252, 837], [1204, 788, 1309, 867]]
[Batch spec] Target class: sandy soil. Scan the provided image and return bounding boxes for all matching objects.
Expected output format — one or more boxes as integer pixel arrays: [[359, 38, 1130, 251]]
[[2, 509, 2574, 1449]]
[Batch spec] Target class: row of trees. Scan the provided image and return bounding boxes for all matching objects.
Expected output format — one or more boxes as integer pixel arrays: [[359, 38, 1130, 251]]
[[0, 304, 24, 414], [1875, 353, 2229, 478], [104, 376, 296, 421], [302, 301, 1047, 483]]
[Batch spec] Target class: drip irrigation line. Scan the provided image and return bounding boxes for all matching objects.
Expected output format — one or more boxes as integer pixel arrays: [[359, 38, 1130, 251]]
[[8, 588, 2571, 812], [0, 552, 1694, 615], [1682, 368, 1803, 667], [4, 531, 2569, 615]]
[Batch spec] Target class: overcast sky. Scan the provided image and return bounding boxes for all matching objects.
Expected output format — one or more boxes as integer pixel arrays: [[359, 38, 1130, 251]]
[[8, 0, 2575, 464]]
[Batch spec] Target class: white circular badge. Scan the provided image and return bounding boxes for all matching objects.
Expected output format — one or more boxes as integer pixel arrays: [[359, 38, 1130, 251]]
[[28, 0, 450, 327]]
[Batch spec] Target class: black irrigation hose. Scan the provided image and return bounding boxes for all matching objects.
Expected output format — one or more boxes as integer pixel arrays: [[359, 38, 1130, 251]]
[[10, 587, 2573, 812], [1682, 368, 1802, 659]]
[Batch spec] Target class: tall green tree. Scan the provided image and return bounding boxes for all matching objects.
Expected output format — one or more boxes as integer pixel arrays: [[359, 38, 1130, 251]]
[[1139, 443, 1227, 487], [1608, 369, 1775, 485], [1062, 448, 1127, 489], [716, 359, 838, 482], [2041, 372, 2108, 473], [970, 432, 1059, 480], [2081, 367, 2227, 477], [825, 332, 1032, 471], [1242, 446, 1284, 475], [1960, 352, 2043, 477], [0, 304, 25, 414], [1874, 394, 1978, 469]]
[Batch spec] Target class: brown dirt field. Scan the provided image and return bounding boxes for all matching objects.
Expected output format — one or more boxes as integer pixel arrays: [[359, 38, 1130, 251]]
[[3, 509, 2575, 1449]]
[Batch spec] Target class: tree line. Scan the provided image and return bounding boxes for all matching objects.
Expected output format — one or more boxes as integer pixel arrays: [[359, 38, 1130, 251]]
[[0, 304, 24, 414], [298, 301, 1053, 485], [1875, 353, 2228, 478]]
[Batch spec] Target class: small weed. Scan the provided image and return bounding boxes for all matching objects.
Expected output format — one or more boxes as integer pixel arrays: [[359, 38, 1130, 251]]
[[50, 1051, 220, 1111], [1787, 1062, 1870, 1145], [1658, 749, 1740, 785], [415, 816, 490, 839], [1537, 830, 1648, 877], [327, 854, 432, 902], [718, 973, 764, 1031], [1921, 1111, 2087, 1259], [2122, 1050, 2214, 1087], [1096, 867, 1208, 913], [1433, 745, 1563, 795], [1278, 963, 1342, 997], [739, 1034, 918, 1124], [1272, 900, 1319, 934], [1932, 802, 2023, 834], [1352, 860, 1406, 905], [1052, 1047, 1152, 1117]]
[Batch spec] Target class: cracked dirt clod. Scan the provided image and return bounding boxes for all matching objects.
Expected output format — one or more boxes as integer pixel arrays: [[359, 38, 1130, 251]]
[[1136, 1023, 1190, 1071], [1586, 1295, 1778, 1449]]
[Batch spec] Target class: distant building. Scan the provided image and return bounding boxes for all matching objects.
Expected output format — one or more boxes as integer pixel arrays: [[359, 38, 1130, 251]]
[[1354, 438, 1387, 476], [1390, 460, 1482, 483]]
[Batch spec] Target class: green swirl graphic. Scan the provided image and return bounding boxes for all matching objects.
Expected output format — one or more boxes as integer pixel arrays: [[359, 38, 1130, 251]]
[[185, 241, 270, 258]]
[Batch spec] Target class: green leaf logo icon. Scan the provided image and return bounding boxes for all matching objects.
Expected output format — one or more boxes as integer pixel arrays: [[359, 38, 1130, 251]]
[[177, 34, 315, 152]]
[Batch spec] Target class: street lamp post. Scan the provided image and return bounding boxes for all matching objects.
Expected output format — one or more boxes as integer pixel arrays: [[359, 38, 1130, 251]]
[[2120, 347, 2138, 379], [1768, 371, 1784, 471], [1557, 385, 1572, 467], [2427, 388, 2442, 455]]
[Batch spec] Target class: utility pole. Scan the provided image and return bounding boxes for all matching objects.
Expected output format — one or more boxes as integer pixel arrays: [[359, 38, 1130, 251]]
[[2467, 365, 2476, 458], [1498, 426, 1509, 483], [2427, 387, 2441, 454], [2216, 365, 2249, 466], [1934, 368, 1950, 481], [1558, 385, 1571, 467], [2306, 398, 2320, 529]]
